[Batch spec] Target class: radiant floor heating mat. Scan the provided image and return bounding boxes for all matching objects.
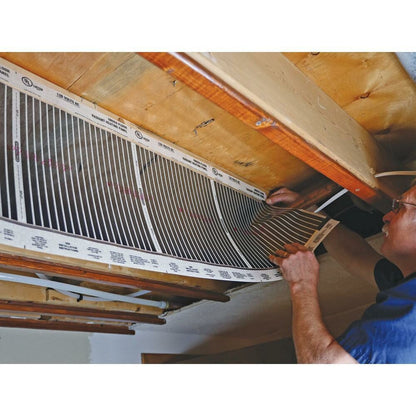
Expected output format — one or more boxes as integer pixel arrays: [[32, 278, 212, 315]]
[[0, 59, 338, 282]]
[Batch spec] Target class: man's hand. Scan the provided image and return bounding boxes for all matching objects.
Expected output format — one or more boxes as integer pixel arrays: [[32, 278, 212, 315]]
[[270, 243, 357, 363], [266, 187, 304, 207], [269, 243, 319, 292]]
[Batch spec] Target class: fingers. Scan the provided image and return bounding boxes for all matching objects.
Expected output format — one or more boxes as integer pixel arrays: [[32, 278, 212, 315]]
[[266, 187, 291, 204], [284, 244, 298, 254], [270, 187, 291, 195], [286, 243, 309, 252], [266, 193, 294, 206], [265, 187, 303, 206], [274, 248, 289, 258], [269, 248, 289, 266], [269, 244, 309, 266], [282, 243, 307, 254], [269, 253, 283, 266]]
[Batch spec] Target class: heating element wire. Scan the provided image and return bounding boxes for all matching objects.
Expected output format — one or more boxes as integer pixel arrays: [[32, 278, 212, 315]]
[[0, 80, 332, 273]]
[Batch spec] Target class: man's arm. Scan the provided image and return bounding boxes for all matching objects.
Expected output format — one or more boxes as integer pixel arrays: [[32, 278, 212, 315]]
[[270, 243, 357, 364], [290, 281, 357, 363], [267, 187, 382, 287]]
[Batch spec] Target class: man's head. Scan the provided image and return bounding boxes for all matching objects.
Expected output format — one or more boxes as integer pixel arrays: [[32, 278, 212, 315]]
[[381, 184, 416, 276]]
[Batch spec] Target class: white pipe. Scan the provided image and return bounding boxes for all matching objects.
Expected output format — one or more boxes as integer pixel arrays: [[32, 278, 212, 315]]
[[36, 273, 151, 303], [129, 289, 151, 297], [0, 272, 167, 309], [375, 171, 416, 178], [396, 53, 416, 83], [314, 171, 416, 214], [314, 188, 348, 213]]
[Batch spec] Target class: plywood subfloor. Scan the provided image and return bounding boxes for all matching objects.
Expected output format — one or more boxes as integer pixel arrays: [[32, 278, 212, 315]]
[[283, 52, 416, 165], [0, 52, 319, 193]]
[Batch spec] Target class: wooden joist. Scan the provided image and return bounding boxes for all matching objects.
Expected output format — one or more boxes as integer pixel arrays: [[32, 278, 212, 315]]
[[0, 253, 230, 303], [0, 300, 165, 325], [140, 52, 404, 212], [0, 317, 135, 335]]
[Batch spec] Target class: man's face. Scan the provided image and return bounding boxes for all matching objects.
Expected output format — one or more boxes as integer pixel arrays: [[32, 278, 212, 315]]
[[381, 186, 416, 261]]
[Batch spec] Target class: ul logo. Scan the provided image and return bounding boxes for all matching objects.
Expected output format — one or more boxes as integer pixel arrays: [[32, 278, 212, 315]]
[[135, 130, 143, 140], [22, 77, 33, 87]]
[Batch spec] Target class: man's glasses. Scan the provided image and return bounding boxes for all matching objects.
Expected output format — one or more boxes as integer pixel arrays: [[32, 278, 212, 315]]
[[392, 199, 416, 213]]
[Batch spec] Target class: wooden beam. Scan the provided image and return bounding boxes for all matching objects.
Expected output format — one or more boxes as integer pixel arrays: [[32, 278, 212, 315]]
[[0, 300, 165, 325], [0, 317, 134, 335], [139, 52, 402, 212], [0, 253, 230, 303]]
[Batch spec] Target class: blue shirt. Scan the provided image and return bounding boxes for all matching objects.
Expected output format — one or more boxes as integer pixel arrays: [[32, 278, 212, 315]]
[[337, 259, 416, 364]]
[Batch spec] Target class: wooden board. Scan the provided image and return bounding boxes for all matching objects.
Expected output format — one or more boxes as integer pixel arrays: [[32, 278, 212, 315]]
[[0, 300, 165, 324], [0, 317, 135, 335]]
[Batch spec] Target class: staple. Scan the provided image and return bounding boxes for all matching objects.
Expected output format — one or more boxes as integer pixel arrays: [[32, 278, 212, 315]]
[[193, 118, 215, 135]]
